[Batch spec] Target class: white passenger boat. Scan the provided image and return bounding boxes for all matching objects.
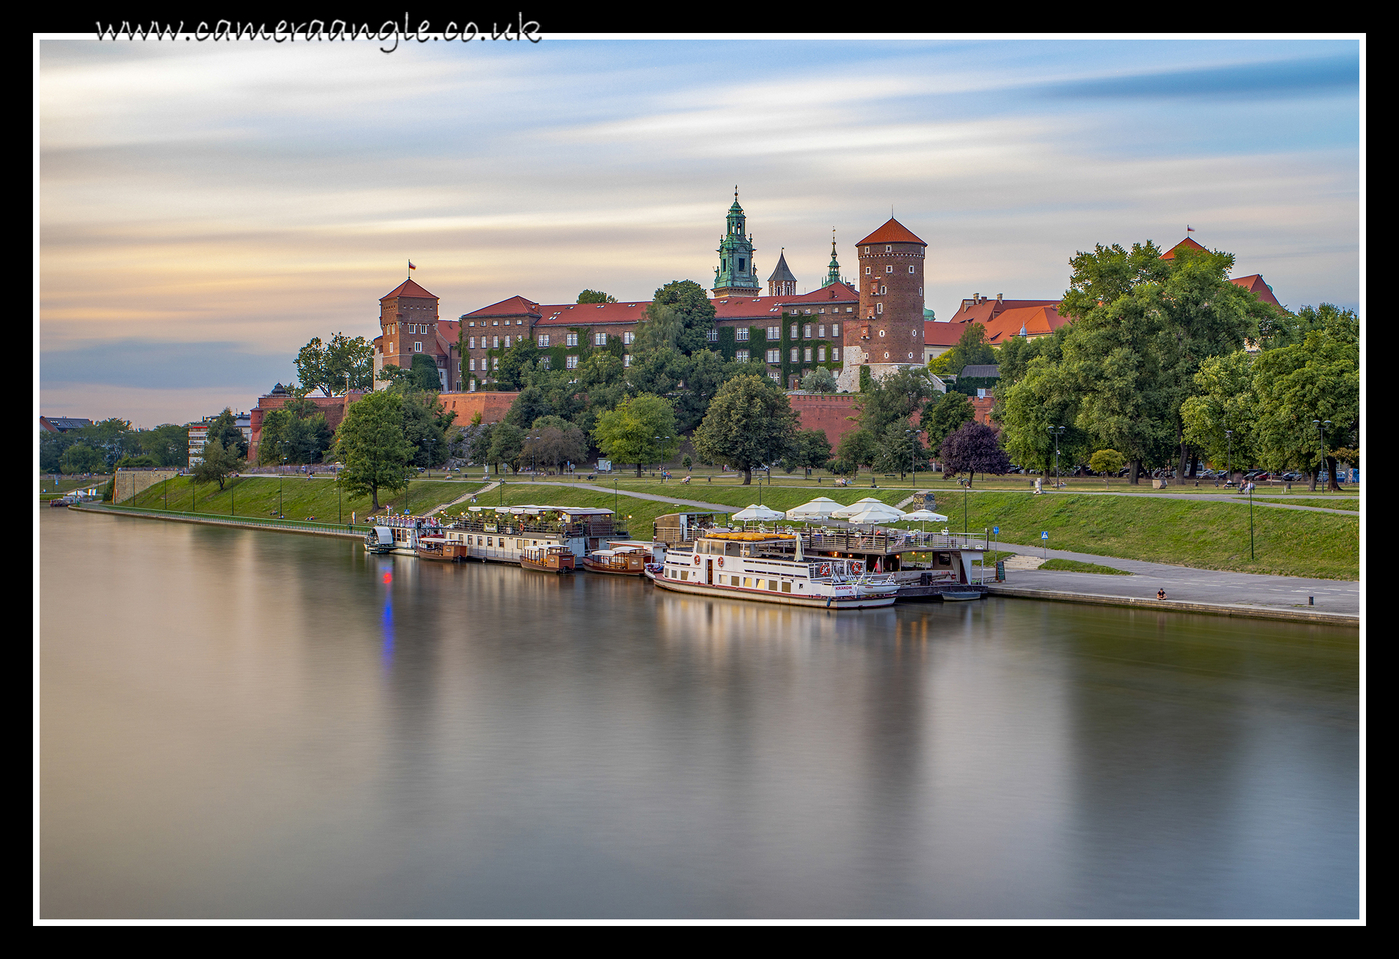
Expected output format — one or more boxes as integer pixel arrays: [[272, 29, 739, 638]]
[[650, 530, 898, 609]]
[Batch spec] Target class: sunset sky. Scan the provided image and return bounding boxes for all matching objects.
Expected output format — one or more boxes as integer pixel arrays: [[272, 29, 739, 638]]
[[37, 34, 1362, 428]]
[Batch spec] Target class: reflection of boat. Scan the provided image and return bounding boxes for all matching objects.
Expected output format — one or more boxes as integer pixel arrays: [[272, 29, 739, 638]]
[[520, 545, 576, 573], [364, 526, 396, 554], [651, 531, 898, 609], [582, 545, 650, 576]]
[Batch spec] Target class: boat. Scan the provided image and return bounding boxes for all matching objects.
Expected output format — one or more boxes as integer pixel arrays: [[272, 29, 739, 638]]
[[520, 545, 576, 573], [413, 533, 470, 562], [582, 545, 651, 576], [650, 530, 898, 609], [364, 526, 396, 554]]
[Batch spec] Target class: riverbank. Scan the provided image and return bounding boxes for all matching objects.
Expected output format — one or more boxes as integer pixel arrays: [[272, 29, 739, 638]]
[[71, 502, 1359, 626]]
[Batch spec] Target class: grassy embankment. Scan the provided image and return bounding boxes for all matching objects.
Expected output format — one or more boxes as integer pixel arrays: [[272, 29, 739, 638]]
[[112, 474, 1358, 580]]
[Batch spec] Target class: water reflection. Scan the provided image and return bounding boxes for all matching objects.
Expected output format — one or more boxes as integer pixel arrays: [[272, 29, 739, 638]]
[[40, 510, 1358, 919]]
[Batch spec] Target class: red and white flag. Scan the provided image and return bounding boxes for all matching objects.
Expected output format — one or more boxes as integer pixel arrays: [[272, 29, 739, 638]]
[[408, 260, 416, 270], [1186, 226, 1194, 233]]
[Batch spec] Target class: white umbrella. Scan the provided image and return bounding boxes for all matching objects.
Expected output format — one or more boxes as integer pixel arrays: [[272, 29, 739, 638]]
[[841, 503, 908, 525], [902, 509, 949, 523], [732, 504, 786, 522], [830, 497, 890, 519], [785, 497, 843, 521]]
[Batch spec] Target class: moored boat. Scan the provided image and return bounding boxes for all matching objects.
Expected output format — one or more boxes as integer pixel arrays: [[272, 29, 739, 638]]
[[364, 526, 396, 554], [413, 534, 470, 562], [651, 530, 897, 609], [520, 545, 576, 573], [582, 545, 650, 576]]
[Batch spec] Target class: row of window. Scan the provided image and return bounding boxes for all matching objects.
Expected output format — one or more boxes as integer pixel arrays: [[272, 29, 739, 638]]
[[466, 330, 638, 350], [733, 346, 840, 364], [864, 265, 917, 275], [466, 354, 637, 372]]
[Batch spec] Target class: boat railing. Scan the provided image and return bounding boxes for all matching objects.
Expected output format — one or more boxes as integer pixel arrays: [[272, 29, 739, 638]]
[[801, 528, 988, 552]]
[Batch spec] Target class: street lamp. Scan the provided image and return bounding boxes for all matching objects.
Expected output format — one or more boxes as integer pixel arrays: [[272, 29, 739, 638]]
[[1225, 429, 1233, 486], [1313, 419, 1332, 491], [1047, 426, 1065, 490], [280, 456, 286, 518], [906, 429, 922, 487]]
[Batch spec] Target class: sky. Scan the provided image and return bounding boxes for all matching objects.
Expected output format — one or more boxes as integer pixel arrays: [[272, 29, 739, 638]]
[[37, 33, 1362, 429]]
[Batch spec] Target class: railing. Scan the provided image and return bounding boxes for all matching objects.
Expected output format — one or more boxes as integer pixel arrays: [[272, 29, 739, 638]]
[[802, 528, 989, 553], [77, 503, 362, 537]]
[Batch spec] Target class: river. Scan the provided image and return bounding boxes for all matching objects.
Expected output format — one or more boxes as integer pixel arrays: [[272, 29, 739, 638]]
[[38, 508, 1360, 919]]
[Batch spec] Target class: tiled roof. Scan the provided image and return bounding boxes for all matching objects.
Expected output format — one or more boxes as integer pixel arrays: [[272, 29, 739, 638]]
[[947, 297, 1060, 325], [959, 364, 1000, 379], [1160, 237, 1207, 260], [768, 251, 797, 284], [924, 321, 969, 347], [1230, 274, 1282, 308], [381, 278, 438, 301], [462, 296, 542, 319], [981, 304, 1068, 343], [856, 218, 926, 247], [531, 301, 651, 327]]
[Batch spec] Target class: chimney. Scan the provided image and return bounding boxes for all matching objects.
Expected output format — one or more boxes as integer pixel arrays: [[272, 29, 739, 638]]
[[997, 293, 1003, 302]]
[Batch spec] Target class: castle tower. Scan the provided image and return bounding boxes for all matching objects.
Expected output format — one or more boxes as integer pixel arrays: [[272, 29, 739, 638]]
[[843, 217, 927, 384], [768, 249, 797, 297], [713, 188, 761, 297], [376, 275, 445, 390]]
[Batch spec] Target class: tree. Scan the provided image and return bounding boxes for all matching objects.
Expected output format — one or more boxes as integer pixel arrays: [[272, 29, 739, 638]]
[[856, 366, 935, 438], [577, 289, 616, 304], [830, 428, 877, 478], [192, 435, 245, 491], [522, 416, 589, 472], [592, 394, 679, 477], [1089, 449, 1125, 486], [1180, 350, 1259, 474], [295, 333, 374, 396], [872, 422, 929, 479], [401, 390, 455, 468], [1250, 305, 1359, 491], [334, 391, 415, 510], [636, 280, 716, 356], [59, 442, 106, 475], [137, 424, 191, 468], [940, 422, 1010, 488], [921, 391, 977, 454], [800, 366, 838, 393], [204, 409, 249, 460], [927, 322, 996, 378], [692, 375, 798, 485], [487, 423, 525, 473], [781, 428, 833, 474]]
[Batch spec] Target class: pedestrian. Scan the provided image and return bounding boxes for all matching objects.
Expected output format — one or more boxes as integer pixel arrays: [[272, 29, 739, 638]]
[[1157, 588, 1167, 600]]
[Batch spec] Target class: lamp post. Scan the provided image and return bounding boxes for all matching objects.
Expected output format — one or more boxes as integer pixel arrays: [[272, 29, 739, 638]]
[[1313, 418, 1332, 491], [280, 457, 286, 518], [1047, 426, 1065, 490], [1225, 429, 1233, 486], [906, 429, 922, 487]]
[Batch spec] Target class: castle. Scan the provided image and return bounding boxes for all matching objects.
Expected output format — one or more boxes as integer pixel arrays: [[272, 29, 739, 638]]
[[369, 193, 932, 395]]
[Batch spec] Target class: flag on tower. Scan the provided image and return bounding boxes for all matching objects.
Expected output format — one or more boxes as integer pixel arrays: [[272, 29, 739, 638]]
[[1186, 226, 1194, 233], [408, 260, 416, 270]]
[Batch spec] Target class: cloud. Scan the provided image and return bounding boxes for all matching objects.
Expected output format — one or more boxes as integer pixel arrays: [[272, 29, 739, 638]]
[[1039, 53, 1359, 101], [42, 339, 293, 390]]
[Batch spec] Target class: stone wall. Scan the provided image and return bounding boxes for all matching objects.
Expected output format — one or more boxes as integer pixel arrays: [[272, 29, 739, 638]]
[[113, 469, 180, 503]]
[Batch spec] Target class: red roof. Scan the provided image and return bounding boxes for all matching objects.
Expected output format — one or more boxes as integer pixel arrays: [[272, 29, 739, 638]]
[[1160, 237, 1207, 260], [947, 297, 1060, 325], [856, 218, 926, 247], [981, 304, 1067, 343], [461, 295, 542, 319], [531, 301, 651, 327], [1230, 274, 1282, 308], [381, 278, 438, 301], [924, 321, 969, 348]]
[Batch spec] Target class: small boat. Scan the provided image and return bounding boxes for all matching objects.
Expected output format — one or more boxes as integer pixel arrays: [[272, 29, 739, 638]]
[[582, 546, 650, 576], [364, 526, 396, 554], [520, 545, 576, 573], [414, 534, 470, 562], [939, 590, 982, 602]]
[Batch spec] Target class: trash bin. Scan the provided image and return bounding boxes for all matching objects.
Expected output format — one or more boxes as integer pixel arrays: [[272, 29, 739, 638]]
[[996, 560, 1005, 582]]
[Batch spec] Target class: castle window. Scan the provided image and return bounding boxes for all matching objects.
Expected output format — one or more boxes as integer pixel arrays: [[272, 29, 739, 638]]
[[539, 356, 551, 370], [766, 326, 779, 340], [886, 266, 893, 274], [804, 348, 812, 362], [832, 347, 840, 360], [738, 259, 745, 272], [493, 336, 500, 348], [623, 354, 631, 367], [707, 329, 719, 342], [469, 359, 476, 371], [566, 332, 578, 347], [831, 323, 839, 336], [909, 265, 916, 273], [468, 336, 475, 349], [790, 348, 799, 363], [790, 324, 798, 339], [818, 347, 826, 362], [504, 336, 511, 348], [880, 287, 886, 295], [803, 324, 812, 338], [818, 325, 825, 337], [623, 331, 634, 345], [877, 303, 884, 314], [736, 328, 749, 341], [885, 245, 892, 253], [415, 342, 422, 352], [594, 332, 607, 346], [492, 357, 499, 369], [537, 334, 549, 347], [736, 349, 749, 363], [864, 266, 871, 275], [566, 355, 579, 369], [766, 349, 779, 364]]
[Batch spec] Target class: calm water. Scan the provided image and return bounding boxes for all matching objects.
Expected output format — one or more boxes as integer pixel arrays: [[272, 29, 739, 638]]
[[39, 509, 1360, 919]]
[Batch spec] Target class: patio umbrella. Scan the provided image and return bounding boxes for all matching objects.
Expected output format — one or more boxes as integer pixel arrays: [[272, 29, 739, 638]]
[[830, 497, 890, 519], [901, 508, 949, 533], [785, 497, 843, 522], [732, 504, 786, 523], [841, 503, 908, 525]]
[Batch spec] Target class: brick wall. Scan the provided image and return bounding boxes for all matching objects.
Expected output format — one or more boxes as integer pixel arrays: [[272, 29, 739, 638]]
[[437, 391, 521, 426]]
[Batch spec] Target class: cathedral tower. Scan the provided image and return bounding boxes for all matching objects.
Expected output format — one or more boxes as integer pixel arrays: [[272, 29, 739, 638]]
[[713, 189, 761, 297]]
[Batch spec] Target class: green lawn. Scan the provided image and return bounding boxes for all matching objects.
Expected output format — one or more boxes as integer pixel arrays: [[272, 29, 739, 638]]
[[1039, 558, 1133, 575], [112, 474, 1358, 581]]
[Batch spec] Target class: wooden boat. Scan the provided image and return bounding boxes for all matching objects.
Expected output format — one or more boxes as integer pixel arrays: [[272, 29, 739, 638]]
[[582, 546, 650, 576], [414, 535, 470, 562], [520, 545, 576, 573]]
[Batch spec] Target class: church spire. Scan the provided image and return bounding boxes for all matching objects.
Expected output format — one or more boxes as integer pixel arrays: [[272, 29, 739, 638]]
[[824, 228, 843, 287], [713, 188, 760, 297]]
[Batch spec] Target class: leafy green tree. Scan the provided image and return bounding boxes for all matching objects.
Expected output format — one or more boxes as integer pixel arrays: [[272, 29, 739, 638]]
[[60, 442, 105, 474], [831, 428, 876, 478], [800, 366, 837, 393], [295, 333, 374, 396], [692, 375, 798, 485], [577, 290, 617, 304], [593, 394, 679, 477], [494, 339, 541, 391], [781, 428, 833, 474], [1250, 305, 1359, 491], [401, 391, 455, 468], [920, 391, 977, 454], [137, 424, 190, 468], [334, 391, 414, 509], [1180, 350, 1259, 474], [856, 367, 936, 438], [192, 435, 245, 492], [872, 422, 929, 479], [939, 422, 1010, 488], [624, 346, 688, 398], [522, 416, 590, 472], [927, 322, 996, 378], [204, 409, 249, 460], [1089, 449, 1125, 485], [636, 280, 716, 356], [486, 423, 526, 473]]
